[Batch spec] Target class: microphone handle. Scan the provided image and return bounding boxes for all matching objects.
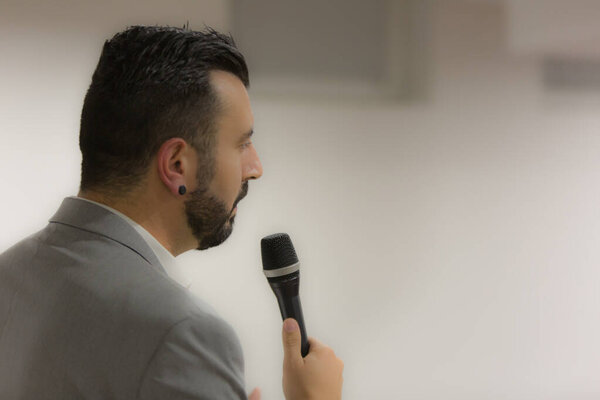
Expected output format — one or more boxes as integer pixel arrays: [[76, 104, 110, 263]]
[[276, 294, 309, 357]]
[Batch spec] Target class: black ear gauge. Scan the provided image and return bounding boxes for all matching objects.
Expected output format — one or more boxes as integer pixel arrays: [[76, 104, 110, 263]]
[[178, 185, 187, 195]]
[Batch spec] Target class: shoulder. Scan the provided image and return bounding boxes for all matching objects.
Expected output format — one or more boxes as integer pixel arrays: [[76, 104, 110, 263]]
[[0, 216, 247, 399]]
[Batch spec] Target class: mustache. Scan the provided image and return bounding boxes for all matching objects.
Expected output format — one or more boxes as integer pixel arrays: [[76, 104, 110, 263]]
[[232, 181, 249, 209]]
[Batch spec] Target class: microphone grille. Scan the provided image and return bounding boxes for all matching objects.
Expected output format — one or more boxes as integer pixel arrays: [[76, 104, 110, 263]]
[[261, 233, 299, 270]]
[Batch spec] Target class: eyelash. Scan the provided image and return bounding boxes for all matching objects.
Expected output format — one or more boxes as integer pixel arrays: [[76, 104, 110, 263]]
[[241, 141, 252, 149]]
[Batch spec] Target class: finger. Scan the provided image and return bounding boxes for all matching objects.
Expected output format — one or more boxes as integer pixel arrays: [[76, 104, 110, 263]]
[[248, 387, 261, 400], [306, 336, 326, 350], [282, 318, 303, 367]]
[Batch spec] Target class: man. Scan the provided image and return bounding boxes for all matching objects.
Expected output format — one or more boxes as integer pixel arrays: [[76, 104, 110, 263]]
[[0, 26, 343, 399]]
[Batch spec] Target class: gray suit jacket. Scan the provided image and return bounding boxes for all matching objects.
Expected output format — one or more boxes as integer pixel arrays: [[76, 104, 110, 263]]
[[0, 197, 247, 399]]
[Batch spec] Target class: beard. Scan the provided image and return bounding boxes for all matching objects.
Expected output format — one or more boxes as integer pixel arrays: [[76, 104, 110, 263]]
[[184, 181, 248, 250]]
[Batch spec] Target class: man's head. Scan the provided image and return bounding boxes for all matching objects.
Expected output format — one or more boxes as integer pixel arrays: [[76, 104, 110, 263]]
[[184, 70, 260, 250], [79, 26, 262, 252]]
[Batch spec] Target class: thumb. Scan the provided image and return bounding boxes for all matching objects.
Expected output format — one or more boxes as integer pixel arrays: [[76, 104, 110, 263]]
[[282, 318, 302, 366]]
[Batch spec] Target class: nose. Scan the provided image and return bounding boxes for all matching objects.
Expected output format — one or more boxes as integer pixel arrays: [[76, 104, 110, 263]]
[[243, 144, 263, 180]]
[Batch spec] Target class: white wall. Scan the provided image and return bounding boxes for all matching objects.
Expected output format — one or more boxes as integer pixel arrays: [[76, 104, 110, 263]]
[[2, 1, 600, 399]]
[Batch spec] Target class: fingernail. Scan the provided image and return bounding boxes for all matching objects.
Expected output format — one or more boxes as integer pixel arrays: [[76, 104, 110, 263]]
[[284, 319, 297, 332]]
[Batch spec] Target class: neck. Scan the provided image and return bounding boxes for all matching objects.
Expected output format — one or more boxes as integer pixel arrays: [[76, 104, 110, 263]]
[[78, 187, 196, 256]]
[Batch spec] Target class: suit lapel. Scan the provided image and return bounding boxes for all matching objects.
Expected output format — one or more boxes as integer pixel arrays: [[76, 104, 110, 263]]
[[49, 197, 166, 275]]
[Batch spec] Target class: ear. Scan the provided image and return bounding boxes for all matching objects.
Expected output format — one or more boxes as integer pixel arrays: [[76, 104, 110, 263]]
[[156, 138, 195, 197]]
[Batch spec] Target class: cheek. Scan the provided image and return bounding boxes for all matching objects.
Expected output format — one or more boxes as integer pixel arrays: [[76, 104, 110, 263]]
[[210, 150, 242, 204]]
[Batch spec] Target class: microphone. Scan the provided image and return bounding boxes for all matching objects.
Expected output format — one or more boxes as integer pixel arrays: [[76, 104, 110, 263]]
[[261, 233, 309, 357]]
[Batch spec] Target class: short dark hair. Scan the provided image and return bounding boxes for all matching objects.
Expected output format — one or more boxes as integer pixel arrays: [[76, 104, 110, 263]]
[[79, 25, 249, 196]]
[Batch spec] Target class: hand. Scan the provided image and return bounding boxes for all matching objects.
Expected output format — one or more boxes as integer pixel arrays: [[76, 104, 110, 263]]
[[281, 318, 344, 400], [248, 387, 261, 400]]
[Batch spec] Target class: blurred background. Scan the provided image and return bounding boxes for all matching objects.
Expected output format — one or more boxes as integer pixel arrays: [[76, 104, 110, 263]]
[[2, 0, 600, 398]]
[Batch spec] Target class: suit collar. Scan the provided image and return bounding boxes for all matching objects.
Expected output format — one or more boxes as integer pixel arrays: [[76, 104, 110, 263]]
[[49, 197, 166, 275]]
